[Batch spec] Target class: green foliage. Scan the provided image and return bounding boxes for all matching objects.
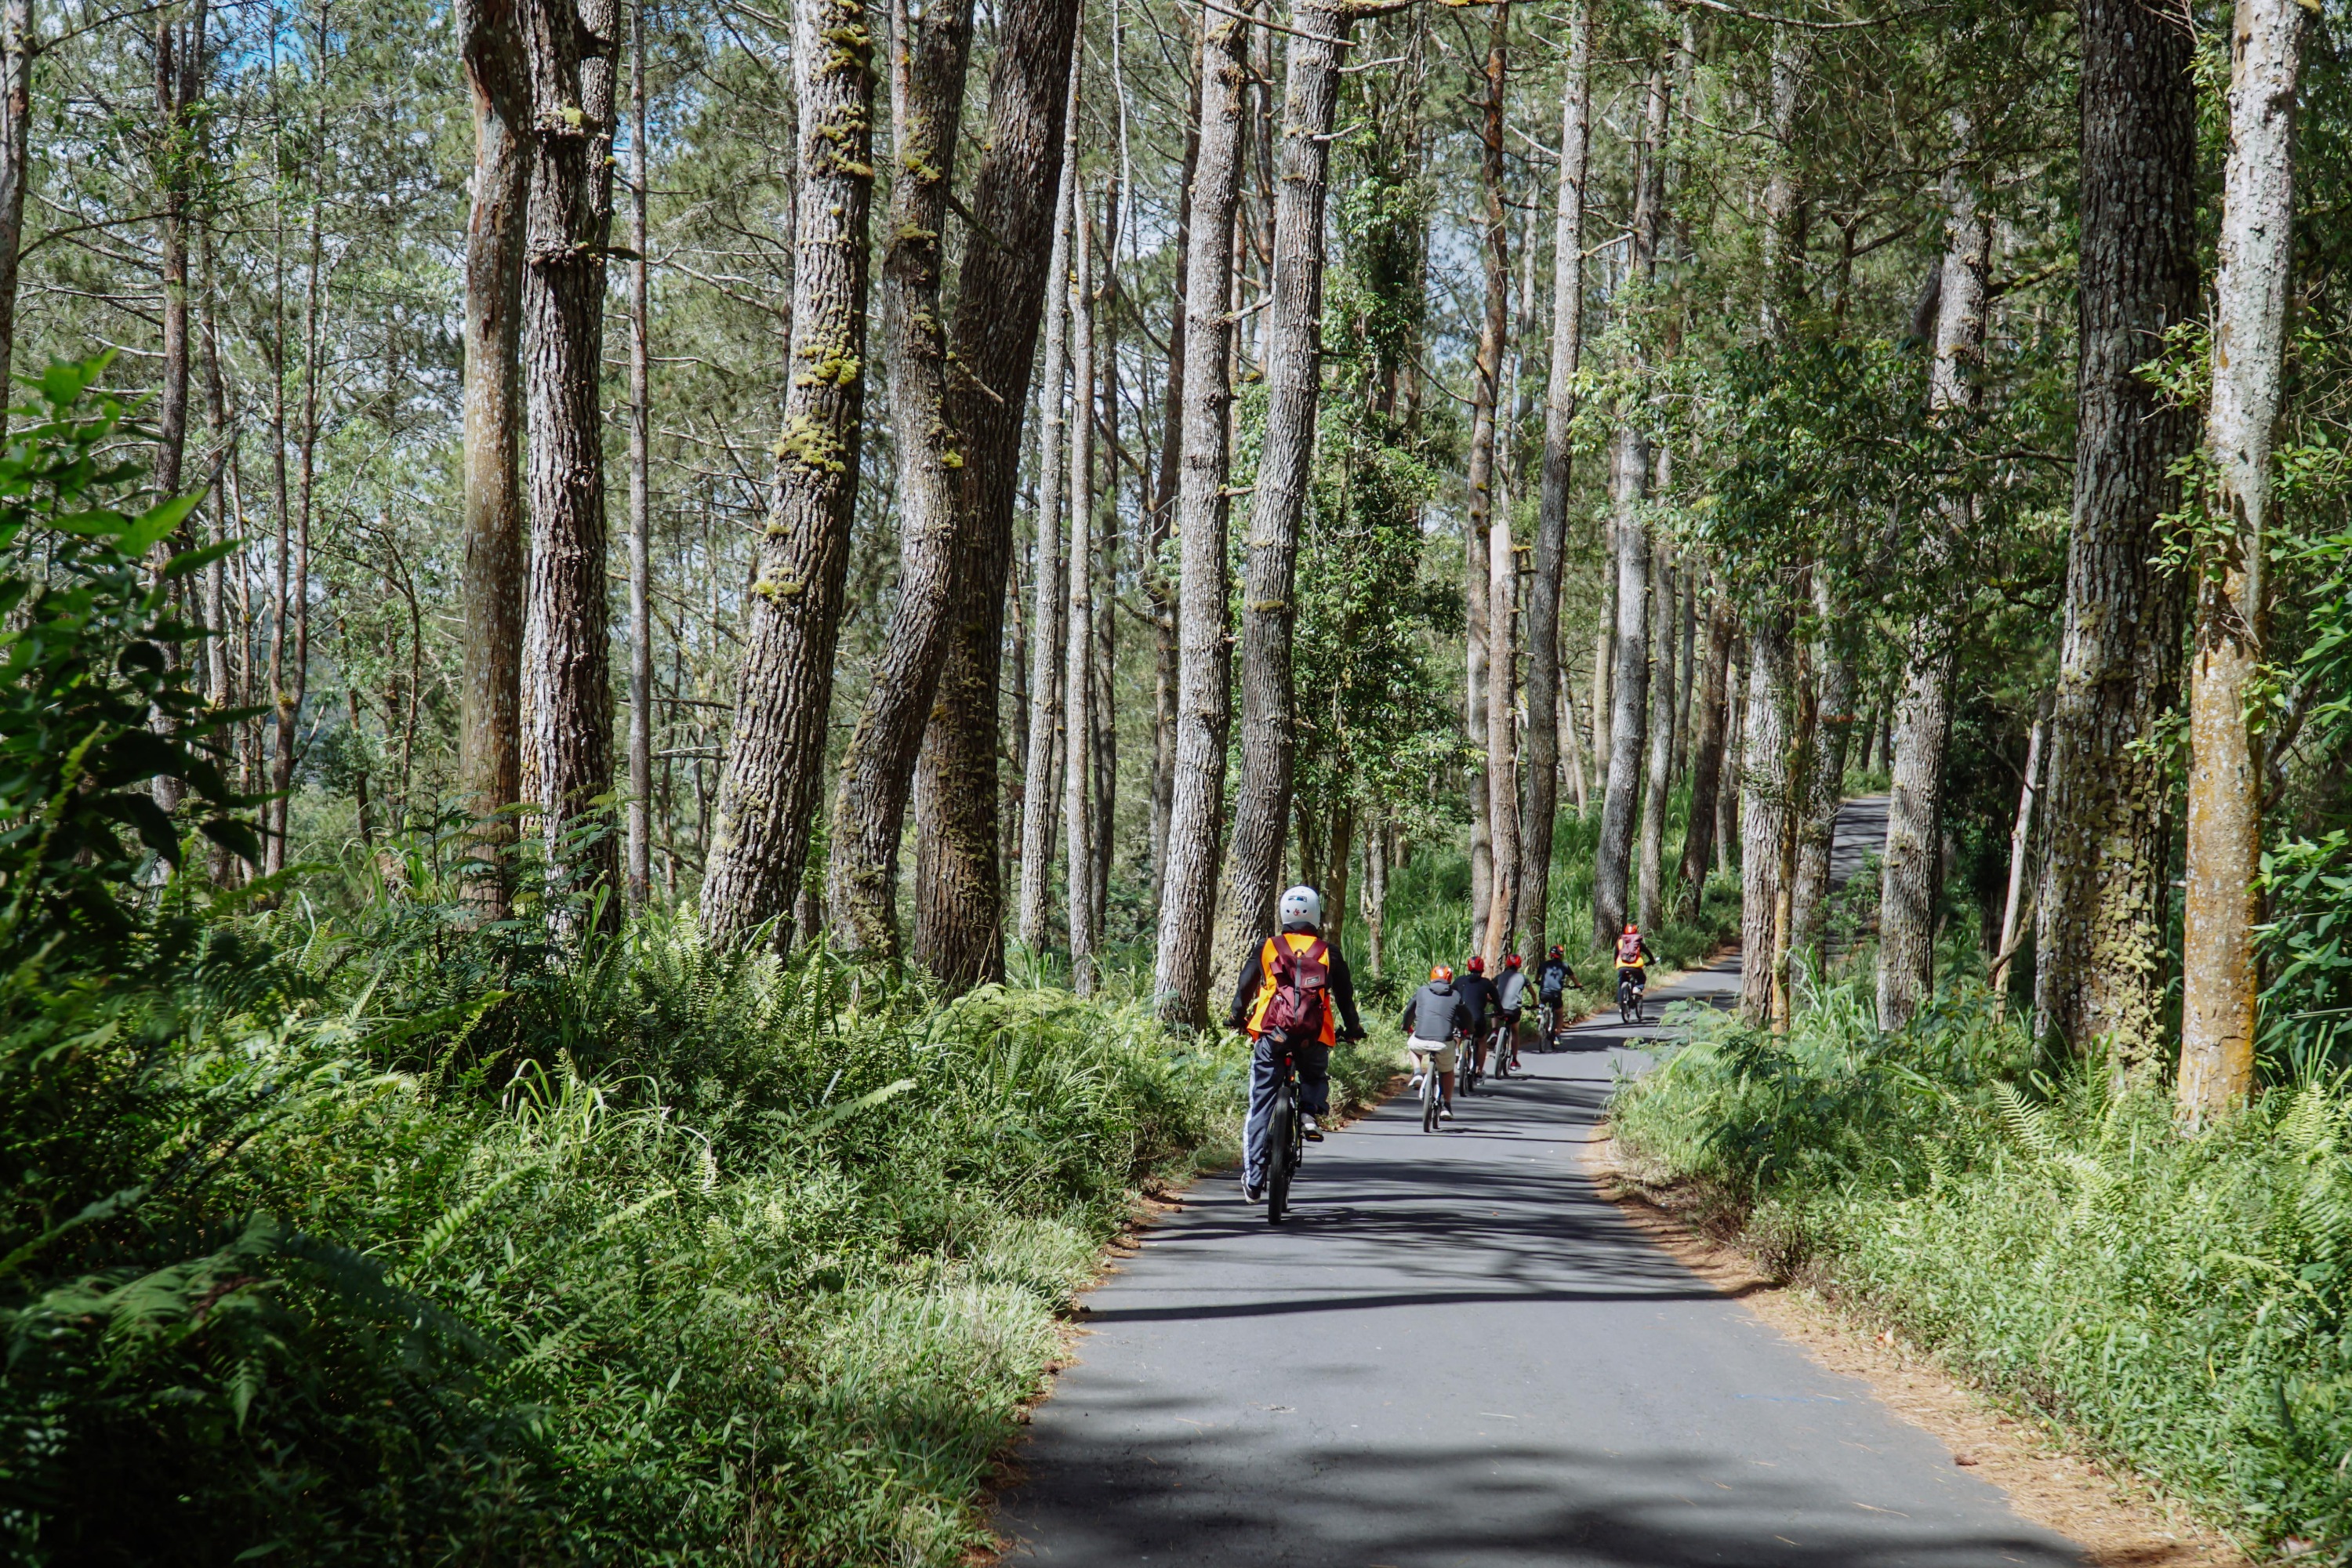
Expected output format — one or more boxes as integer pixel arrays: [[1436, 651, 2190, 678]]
[[1614, 982, 2352, 1552]]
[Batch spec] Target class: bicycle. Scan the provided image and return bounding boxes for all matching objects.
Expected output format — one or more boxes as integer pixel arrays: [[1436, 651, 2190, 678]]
[[1493, 1016, 1521, 1078], [1537, 997, 1559, 1048], [1617, 968, 1646, 1025], [1263, 1036, 1307, 1224], [1412, 1034, 1456, 1132]]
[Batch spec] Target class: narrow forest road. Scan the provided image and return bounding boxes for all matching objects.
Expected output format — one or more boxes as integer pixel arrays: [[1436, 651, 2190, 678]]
[[993, 796, 2072, 1567]]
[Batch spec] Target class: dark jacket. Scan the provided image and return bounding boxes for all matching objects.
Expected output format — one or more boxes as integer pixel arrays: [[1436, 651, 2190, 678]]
[[1225, 922, 1366, 1037], [1537, 957, 1575, 998], [1453, 973, 1500, 1031], [1400, 980, 1476, 1043]]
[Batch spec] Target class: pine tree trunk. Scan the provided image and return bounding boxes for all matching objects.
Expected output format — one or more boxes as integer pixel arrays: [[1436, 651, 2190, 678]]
[[0, 0, 30, 403], [2180, 0, 2306, 1119], [1065, 179, 1099, 994], [909, 0, 1083, 989], [1148, 71, 1199, 905], [1991, 706, 2048, 1025], [1716, 650, 1740, 880], [701, 0, 880, 947], [822, 0, 978, 956], [1592, 54, 1668, 946], [2034, 0, 2198, 1071], [151, 5, 204, 502], [521, 0, 622, 922], [456, 0, 532, 920], [1218, 0, 1352, 979], [1791, 583, 1856, 977], [1638, 540, 1676, 931], [1678, 586, 1733, 920], [1469, 0, 1514, 964], [1739, 617, 1791, 1022], [1149, 2, 1247, 1028], [1016, 75, 1079, 952], [1879, 123, 1989, 1029], [625, 0, 653, 910]]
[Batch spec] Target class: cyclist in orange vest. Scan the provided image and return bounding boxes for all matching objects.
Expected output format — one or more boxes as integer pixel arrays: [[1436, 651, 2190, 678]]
[[1228, 885, 1366, 1201]]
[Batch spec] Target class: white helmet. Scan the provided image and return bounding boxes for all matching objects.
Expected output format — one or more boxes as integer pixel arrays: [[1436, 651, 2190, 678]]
[[1278, 885, 1323, 928]]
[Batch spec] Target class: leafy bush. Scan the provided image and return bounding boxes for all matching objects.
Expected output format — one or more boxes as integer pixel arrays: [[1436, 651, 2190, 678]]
[[1613, 978, 2352, 1552]]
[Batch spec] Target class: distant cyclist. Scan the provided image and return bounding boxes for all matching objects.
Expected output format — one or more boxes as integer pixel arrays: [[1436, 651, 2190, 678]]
[[1537, 945, 1578, 1044], [1494, 953, 1528, 1075], [1229, 885, 1365, 1201], [1400, 964, 1476, 1120], [1614, 923, 1656, 1022], [1453, 956, 1501, 1079]]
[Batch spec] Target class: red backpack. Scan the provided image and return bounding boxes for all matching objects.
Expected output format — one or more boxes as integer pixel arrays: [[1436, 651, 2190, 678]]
[[1259, 935, 1330, 1041]]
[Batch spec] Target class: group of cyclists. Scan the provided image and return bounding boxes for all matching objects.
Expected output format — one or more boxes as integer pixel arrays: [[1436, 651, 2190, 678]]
[[1230, 883, 1661, 1202]]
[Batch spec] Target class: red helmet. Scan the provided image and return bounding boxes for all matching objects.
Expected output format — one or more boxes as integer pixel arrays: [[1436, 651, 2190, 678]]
[[1465, 956, 1486, 975], [1504, 953, 1523, 969], [1549, 945, 1565, 958], [1623, 923, 1638, 935], [1431, 964, 1454, 982]]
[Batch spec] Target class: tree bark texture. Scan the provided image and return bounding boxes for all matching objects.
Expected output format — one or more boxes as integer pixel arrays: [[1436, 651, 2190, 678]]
[[1739, 616, 1792, 1022], [822, 0, 977, 956], [520, 0, 622, 917], [1678, 587, 1733, 920], [701, 0, 879, 947], [2034, 0, 2198, 1072], [1064, 180, 1098, 994], [2179, 0, 2306, 1120], [1218, 0, 1351, 982], [909, 0, 1082, 989], [151, 4, 205, 502], [1878, 125, 1989, 1029], [626, 0, 652, 908], [1790, 581, 1856, 971], [1148, 71, 1200, 904], [1015, 71, 1079, 952], [0, 0, 31, 400], [1992, 706, 2049, 1025], [1475, 0, 1516, 964], [457, 0, 532, 919], [1149, 2, 1247, 1027], [1638, 539, 1676, 932]]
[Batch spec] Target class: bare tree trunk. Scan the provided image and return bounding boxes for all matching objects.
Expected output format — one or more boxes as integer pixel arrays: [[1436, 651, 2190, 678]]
[[2179, 0, 2305, 1116], [1739, 618, 1791, 1021], [1149, 70, 1200, 904], [1991, 706, 2048, 1025], [456, 0, 531, 918], [625, 0, 653, 910], [1678, 586, 1733, 919], [2034, 0, 2198, 1074], [0, 0, 31, 403], [910, 0, 1083, 989], [520, 0, 622, 922], [1065, 175, 1098, 994], [1591, 622, 1610, 785], [1218, 0, 1351, 978], [1149, 2, 1247, 1027], [1561, 666, 1589, 818], [1637, 537, 1675, 931], [702, 0, 879, 947], [151, 2, 205, 502], [1017, 66, 1080, 952], [1716, 649, 1740, 881], [1363, 813, 1388, 975], [1592, 53, 1668, 946], [821, 0, 978, 956], [1325, 797, 1354, 952], [1791, 580, 1855, 978], [1879, 121, 1989, 1029]]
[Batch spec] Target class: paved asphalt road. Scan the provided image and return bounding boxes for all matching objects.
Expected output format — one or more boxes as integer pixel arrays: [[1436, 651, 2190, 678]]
[[996, 801, 2074, 1568]]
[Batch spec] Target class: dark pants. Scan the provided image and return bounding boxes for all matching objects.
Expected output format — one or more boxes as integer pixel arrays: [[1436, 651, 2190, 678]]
[[1244, 1032, 1330, 1190]]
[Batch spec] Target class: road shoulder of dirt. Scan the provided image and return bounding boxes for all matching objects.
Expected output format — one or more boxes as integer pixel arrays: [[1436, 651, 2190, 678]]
[[1581, 1129, 2252, 1568]]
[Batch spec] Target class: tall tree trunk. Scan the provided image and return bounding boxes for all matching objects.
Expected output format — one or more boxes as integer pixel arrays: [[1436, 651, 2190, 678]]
[[822, 0, 978, 956], [1991, 705, 2049, 1025], [1637, 536, 1676, 931], [1739, 619, 1792, 1021], [456, 0, 532, 919], [151, 2, 205, 502], [0, 0, 31, 403], [1592, 53, 1668, 945], [624, 0, 653, 909], [702, 0, 879, 947], [2034, 0, 2197, 1072], [1678, 586, 1733, 919], [1149, 68, 1200, 903], [1150, 2, 1247, 1027], [1461, 0, 1508, 942], [1791, 580, 1855, 976], [909, 0, 1083, 989], [1879, 120, 1990, 1029], [1065, 174, 1098, 994], [1218, 0, 1351, 978], [1716, 648, 1740, 880], [1017, 65, 1080, 952], [2180, 0, 2306, 1118], [521, 0, 622, 921]]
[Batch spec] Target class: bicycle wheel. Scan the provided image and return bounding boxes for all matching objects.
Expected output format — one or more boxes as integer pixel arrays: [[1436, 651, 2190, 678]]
[[1421, 1058, 1440, 1132], [1267, 1081, 1293, 1224]]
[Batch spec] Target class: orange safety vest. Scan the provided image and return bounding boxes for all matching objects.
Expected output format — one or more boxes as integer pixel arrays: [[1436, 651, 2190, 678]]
[[1246, 931, 1338, 1046]]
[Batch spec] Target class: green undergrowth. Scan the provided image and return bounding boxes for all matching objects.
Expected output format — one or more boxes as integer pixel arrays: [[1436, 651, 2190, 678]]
[[1611, 975, 2352, 1557], [5, 892, 1405, 1566]]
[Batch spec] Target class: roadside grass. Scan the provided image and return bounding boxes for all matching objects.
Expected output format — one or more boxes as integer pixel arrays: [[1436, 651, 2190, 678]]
[[1610, 971, 2352, 1556]]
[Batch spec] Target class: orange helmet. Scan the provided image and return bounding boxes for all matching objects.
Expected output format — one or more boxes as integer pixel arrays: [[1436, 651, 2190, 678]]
[[1465, 956, 1486, 975], [1430, 964, 1454, 982], [1624, 922, 1638, 935]]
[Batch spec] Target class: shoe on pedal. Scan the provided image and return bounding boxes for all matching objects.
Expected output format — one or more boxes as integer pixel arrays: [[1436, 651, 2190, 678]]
[[1302, 1115, 1324, 1142], [1439, 1105, 1454, 1121], [1243, 1182, 1265, 1203]]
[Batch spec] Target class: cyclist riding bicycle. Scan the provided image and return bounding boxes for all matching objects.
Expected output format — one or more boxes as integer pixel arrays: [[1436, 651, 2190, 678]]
[[1399, 964, 1476, 1120], [1452, 956, 1501, 1079], [1228, 884, 1365, 1203], [1494, 953, 1528, 1074], [1537, 945, 1578, 1043], [1614, 923, 1656, 1017]]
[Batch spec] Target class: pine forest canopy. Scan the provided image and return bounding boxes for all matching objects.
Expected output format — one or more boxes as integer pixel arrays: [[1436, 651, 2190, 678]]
[[9, 0, 2352, 1112]]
